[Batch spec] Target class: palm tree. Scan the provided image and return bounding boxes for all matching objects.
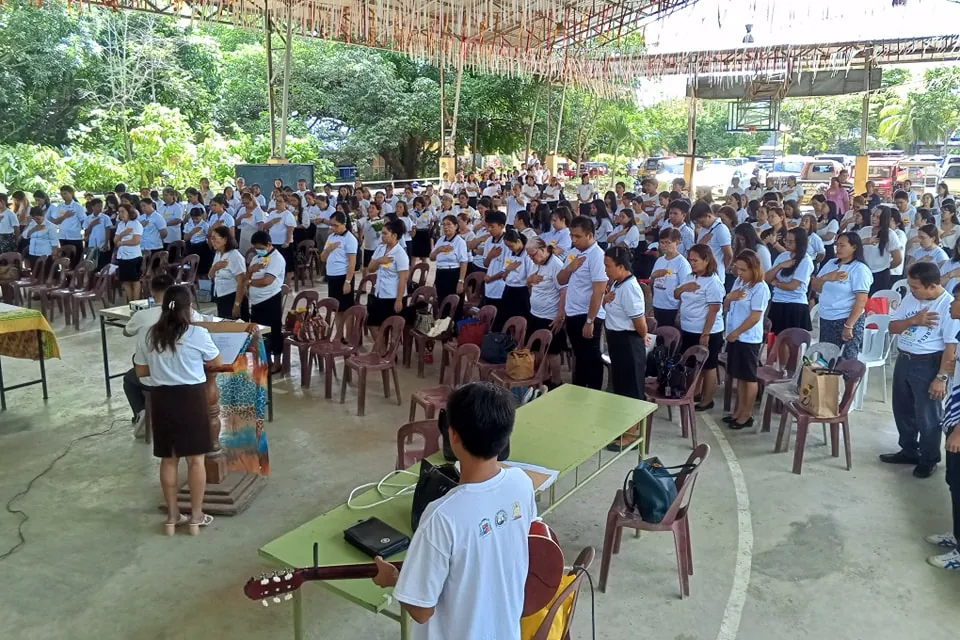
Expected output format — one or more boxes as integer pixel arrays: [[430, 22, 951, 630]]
[[600, 111, 635, 189], [879, 97, 942, 153]]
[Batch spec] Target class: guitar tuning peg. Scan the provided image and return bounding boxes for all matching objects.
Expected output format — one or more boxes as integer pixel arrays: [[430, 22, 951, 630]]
[[285, 572, 294, 580], [284, 594, 293, 601], [272, 575, 282, 583], [260, 578, 270, 586], [261, 600, 269, 607], [272, 597, 281, 604]]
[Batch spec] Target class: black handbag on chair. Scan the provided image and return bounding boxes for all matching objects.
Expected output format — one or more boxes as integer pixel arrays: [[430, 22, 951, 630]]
[[411, 459, 460, 532]]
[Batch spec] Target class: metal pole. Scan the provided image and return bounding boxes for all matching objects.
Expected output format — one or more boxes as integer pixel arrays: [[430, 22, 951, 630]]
[[263, 0, 278, 160], [439, 62, 446, 156], [448, 53, 465, 157], [278, 1, 294, 161], [861, 59, 872, 155]]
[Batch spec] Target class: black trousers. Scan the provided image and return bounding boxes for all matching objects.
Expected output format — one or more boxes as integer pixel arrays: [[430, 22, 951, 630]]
[[435, 268, 461, 303], [123, 368, 146, 416], [948, 440, 960, 543], [653, 307, 678, 330], [606, 329, 646, 400], [870, 268, 891, 295], [242, 292, 283, 359], [566, 314, 605, 390], [216, 291, 238, 319], [62, 239, 84, 268], [326, 274, 355, 311]]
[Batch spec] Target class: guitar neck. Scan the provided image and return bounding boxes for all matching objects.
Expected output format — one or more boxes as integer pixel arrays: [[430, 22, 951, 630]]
[[301, 562, 404, 582]]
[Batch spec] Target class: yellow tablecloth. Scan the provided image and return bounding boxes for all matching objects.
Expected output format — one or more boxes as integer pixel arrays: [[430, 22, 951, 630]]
[[0, 303, 60, 360]]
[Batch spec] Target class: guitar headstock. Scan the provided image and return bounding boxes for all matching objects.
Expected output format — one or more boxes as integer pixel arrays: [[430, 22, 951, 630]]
[[243, 569, 305, 606]]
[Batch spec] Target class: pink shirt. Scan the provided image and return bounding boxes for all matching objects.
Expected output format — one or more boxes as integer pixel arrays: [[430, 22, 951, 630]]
[[826, 186, 851, 215]]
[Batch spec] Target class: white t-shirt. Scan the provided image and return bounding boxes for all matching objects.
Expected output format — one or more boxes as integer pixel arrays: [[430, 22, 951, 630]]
[[892, 290, 960, 354], [372, 243, 410, 298], [48, 200, 85, 240], [859, 226, 904, 273], [0, 208, 17, 234], [697, 220, 732, 273], [806, 232, 825, 259], [652, 254, 692, 311], [434, 235, 469, 270], [503, 252, 533, 288], [247, 250, 286, 305], [604, 276, 645, 332], [84, 213, 113, 250], [208, 211, 235, 232], [238, 207, 265, 230], [139, 212, 166, 250], [941, 259, 960, 293], [529, 255, 564, 319], [771, 252, 814, 304], [213, 249, 247, 297], [393, 468, 537, 640], [910, 245, 949, 267], [157, 202, 184, 243], [890, 228, 908, 276], [123, 306, 205, 338], [576, 183, 595, 203], [613, 224, 640, 249], [266, 210, 296, 246], [783, 186, 804, 202], [594, 217, 614, 243], [563, 241, 607, 320], [539, 228, 572, 261], [521, 184, 540, 201], [483, 235, 508, 299], [816, 260, 874, 321], [412, 208, 434, 230], [134, 325, 219, 387], [358, 217, 383, 251], [114, 220, 143, 260], [725, 279, 770, 343], [505, 196, 526, 226], [679, 274, 725, 334], [818, 219, 840, 246], [183, 219, 209, 245], [323, 230, 359, 276], [542, 184, 561, 202], [756, 243, 773, 272]]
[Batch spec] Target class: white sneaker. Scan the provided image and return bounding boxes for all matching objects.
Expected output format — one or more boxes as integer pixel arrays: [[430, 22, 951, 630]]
[[926, 548, 960, 571], [133, 410, 147, 439], [924, 533, 958, 548]]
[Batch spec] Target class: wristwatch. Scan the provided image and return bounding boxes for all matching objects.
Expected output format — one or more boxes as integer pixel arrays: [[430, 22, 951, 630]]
[[937, 374, 950, 382], [586, 318, 594, 324]]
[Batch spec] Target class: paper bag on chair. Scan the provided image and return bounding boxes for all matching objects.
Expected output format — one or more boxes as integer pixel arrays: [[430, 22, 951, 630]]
[[798, 365, 842, 418]]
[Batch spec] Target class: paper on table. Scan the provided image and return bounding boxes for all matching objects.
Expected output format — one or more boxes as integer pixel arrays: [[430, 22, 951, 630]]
[[210, 332, 249, 364], [499, 461, 559, 492]]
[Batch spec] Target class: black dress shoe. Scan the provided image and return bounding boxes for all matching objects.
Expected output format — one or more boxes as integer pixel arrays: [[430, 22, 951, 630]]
[[729, 417, 754, 430], [695, 401, 715, 412], [913, 463, 938, 478], [722, 415, 736, 424], [879, 451, 919, 465]]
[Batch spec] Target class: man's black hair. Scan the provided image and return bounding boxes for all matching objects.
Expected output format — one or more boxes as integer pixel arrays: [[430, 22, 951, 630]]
[[484, 210, 507, 226], [570, 215, 595, 234], [150, 273, 175, 293], [668, 199, 691, 215], [690, 200, 712, 220], [894, 189, 910, 201], [908, 261, 941, 287], [251, 230, 271, 246], [446, 382, 515, 459]]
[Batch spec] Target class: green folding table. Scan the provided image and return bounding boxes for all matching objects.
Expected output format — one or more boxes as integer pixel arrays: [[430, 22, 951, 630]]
[[257, 385, 656, 639]]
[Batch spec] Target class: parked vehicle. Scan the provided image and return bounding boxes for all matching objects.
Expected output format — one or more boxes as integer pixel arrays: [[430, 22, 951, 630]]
[[581, 161, 608, 177], [766, 155, 814, 189], [866, 159, 901, 198], [795, 159, 844, 204], [897, 160, 940, 195], [656, 158, 686, 190], [941, 164, 960, 195]]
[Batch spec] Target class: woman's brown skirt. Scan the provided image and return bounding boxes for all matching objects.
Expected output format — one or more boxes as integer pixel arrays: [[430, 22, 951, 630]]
[[148, 383, 214, 459]]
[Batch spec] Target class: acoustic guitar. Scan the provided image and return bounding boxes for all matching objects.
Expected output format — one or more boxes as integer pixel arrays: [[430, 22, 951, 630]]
[[244, 520, 564, 617]]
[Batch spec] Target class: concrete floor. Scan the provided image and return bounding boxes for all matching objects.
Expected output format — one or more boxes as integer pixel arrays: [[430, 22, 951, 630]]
[[0, 288, 958, 640]]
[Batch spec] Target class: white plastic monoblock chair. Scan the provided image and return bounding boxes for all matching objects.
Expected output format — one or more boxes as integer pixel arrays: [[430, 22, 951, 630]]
[[855, 313, 892, 409]]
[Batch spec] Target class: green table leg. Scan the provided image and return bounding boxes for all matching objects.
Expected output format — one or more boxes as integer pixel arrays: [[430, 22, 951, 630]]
[[293, 590, 303, 640], [400, 608, 411, 640]]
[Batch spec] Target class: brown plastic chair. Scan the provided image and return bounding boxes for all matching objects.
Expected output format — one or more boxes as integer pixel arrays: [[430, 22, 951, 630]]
[[409, 343, 481, 421], [166, 240, 188, 273], [282, 297, 338, 385], [462, 271, 485, 314], [0, 252, 24, 304], [408, 262, 430, 292], [652, 326, 681, 355], [27, 257, 70, 318], [355, 272, 376, 305], [54, 244, 76, 266], [645, 317, 658, 331], [402, 285, 438, 366], [599, 443, 710, 598], [411, 293, 460, 378], [309, 305, 367, 398], [283, 291, 322, 338], [757, 327, 812, 388], [15, 254, 50, 303], [294, 239, 317, 291], [340, 315, 404, 416], [439, 304, 497, 383], [139, 250, 169, 297], [51, 259, 93, 325], [774, 359, 865, 475], [643, 346, 709, 451], [395, 419, 442, 470], [476, 315, 527, 381], [174, 254, 200, 299], [490, 328, 554, 392], [72, 264, 113, 328], [530, 547, 596, 640]]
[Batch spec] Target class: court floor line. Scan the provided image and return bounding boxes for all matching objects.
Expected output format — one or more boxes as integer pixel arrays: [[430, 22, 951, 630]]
[[701, 413, 754, 640]]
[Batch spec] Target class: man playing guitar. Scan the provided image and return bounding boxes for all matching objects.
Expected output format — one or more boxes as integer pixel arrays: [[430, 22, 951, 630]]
[[372, 382, 537, 639]]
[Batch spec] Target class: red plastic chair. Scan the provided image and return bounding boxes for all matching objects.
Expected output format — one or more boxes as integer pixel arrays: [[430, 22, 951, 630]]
[[173, 254, 200, 300], [139, 250, 169, 299], [309, 305, 367, 398], [16, 255, 51, 306], [599, 443, 710, 598], [774, 359, 866, 475], [476, 315, 528, 381], [402, 285, 437, 367], [354, 272, 376, 305], [408, 262, 430, 293], [652, 326, 681, 355], [462, 271, 485, 314], [411, 293, 460, 378], [643, 346, 709, 451], [27, 257, 70, 319], [490, 328, 554, 392], [409, 343, 481, 421], [529, 548, 596, 640], [51, 259, 93, 325], [72, 264, 113, 328], [294, 239, 317, 291], [395, 419, 442, 470], [340, 315, 405, 416], [283, 297, 338, 385], [0, 252, 24, 304], [166, 240, 188, 274], [439, 304, 497, 383]]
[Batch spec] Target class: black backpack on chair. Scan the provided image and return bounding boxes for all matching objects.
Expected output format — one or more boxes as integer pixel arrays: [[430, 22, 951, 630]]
[[656, 353, 692, 399]]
